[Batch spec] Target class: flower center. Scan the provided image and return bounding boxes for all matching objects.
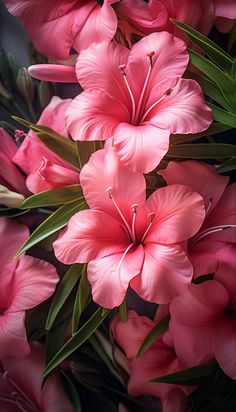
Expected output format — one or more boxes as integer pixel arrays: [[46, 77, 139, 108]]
[[119, 52, 172, 125], [0, 370, 40, 412]]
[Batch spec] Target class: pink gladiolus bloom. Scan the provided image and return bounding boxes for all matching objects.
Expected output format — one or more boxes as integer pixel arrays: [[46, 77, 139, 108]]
[[0, 342, 73, 411], [0, 218, 59, 359], [13, 96, 80, 193], [0, 128, 27, 195], [159, 161, 236, 276], [214, 0, 236, 32], [53, 148, 205, 308], [170, 262, 236, 379], [4, 0, 118, 60], [66, 32, 212, 173], [111, 310, 190, 411]]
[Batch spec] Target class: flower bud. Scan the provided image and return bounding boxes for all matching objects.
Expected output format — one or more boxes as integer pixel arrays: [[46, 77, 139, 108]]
[[0, 185, 24, 208], [39, 80, 54, 108], [16, 67, 35, 102]]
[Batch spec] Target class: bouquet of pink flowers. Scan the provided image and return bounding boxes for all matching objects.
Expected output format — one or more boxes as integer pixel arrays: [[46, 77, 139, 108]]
[[0, 1, 236, 411]]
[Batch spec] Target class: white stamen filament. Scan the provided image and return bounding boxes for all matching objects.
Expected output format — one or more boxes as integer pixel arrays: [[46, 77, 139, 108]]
[[134, 52, 155, 124], [37, 157, 47, 180], [141, 212, 155, 243], [205, 197, 213, 216], [131, 204, 138, 243], [192, 224, 236, 244], [3, 372, 40, 412], [119, 64, 136, 124], [139, 89, 172, 124], [117, 243, 135, 272], [106, 187, 133, 240]]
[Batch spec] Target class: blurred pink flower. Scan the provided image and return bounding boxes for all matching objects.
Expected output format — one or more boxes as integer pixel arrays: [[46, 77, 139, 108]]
[[66, 32, 212, 173], [53, 148, 205, 308], [13, 96, 80, 193], [111, 310, 190, 411], [0, 218, 59, 359], [170, 261, 236, 379], [0, 342, 73, 411], [159, 161, 236, 276], [4, 0, 118, 60]]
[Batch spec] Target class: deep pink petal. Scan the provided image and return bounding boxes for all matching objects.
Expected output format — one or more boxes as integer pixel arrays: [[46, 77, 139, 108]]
[[131, 243, 193, 304], [80, 147, 146, 223], [0, 311, 29, 359], [215, 261, 236, 299], [170, 280, 229, 327], [28, 64, 77, 82], [189, 238, 226, 276], [0, 153, 27, 195], [9, 255, 59, 312], [162, 388, 188, 412], [146, 184, 205, 243], [114, 123, 170, 173], [0, 218, 29, 265], [149, 79, 212, 134], [213, 317, 236, 379], [88, 245, 144, 308], [158, 160, 229, 210], [66, 89, 130, 141], [0, 127, 18, 158], [214, 0, 236, 18], [53, 209, 129, 264], [73, 2, 117, 52]]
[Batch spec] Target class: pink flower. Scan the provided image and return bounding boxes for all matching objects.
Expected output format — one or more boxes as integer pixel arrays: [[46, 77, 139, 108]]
[[53, 148, 205, 308], [159, 161, 236, 276], [111, 310, 190, 411], [0, 342, 73, 411], [4, 0, 118, 60], [66, 32, 212, 173], [13, 96, 80, 193], [170, 261, 236, 379], [214, 0, 236, 32], [0, 128, 27, 196], [0, 218, 59, 359]]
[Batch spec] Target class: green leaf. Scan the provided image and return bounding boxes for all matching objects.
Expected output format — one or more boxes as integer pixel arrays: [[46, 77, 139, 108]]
[[20, 185, 82, 209], [188, 50, 235, 108], [118, 297, 128, 323], [217, 157, 236, 173], [76, 141, 103, 169], [207, 102, 236, 128], [170, 123, 230, 145], [171, 19, 234, 73], [137, 314, 170, 357], [149, 362, 218, 385], [72, 265, 91, 334], [43, 307, 111, 378], [167, 143, 236, 159], [46, 264, 82, 331], [15, 199, 87, 256], [231, 60, 236, 82], [12, 116, 80, 169], [60, 371, 82, 412], [0, 207, 29, 218]]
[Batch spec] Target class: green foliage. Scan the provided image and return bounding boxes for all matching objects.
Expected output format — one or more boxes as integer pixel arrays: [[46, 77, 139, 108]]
[[137, 314, 170, 357]]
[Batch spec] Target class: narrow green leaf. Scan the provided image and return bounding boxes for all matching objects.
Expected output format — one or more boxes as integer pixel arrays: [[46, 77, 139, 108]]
[[231, 60, 236, 82], [0, 207, 29, 218], [60, 371, 82, 412], [137, 314, 170, 357], [228, 22, 236, 52], [188, 50, 235, 108], [118, 297, 128, 322], [217, 157, 236, 173], [20, 185, 82, 209], [76, 141, 103, 169], [72, 265, 91, 334], [167, 143, 236, 159], [46, 264, 82, 330], [149, 362, 218, 386], [43, 307, 111, 377], [171, 19, 234, 72], [46, 317, 69, 363], [15, 199, 87, 256], [207, 103, 236, 128], [170, 123, 230, 145]]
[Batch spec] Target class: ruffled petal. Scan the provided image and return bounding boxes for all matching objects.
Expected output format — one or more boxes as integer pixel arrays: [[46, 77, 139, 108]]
[[88, 245, 144, 308], [114, 123, 170, 173], [131, 243, 193, 304], [53, 209, 129, 264], [146, 184, 205, 243]]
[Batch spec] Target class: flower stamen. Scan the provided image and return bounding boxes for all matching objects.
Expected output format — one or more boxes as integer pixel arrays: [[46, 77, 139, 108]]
[[119, 64, 136, 124], [134, 51, 155, 124], [131, 204, 138, 243], [141, 212, 155, 243], [106, 186, 133, 240], [191, 224, 236, 244], [140, 88, 173, 124]]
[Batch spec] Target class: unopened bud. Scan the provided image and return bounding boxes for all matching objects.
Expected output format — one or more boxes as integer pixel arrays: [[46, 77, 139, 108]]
[[39, 80, 54, 108], [0, 81, 11, 100], [0, 185, 24, 208], [16, 67, 35, 102]]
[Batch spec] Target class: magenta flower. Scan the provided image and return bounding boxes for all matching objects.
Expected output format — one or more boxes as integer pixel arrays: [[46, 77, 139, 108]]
[[66, 31, 212, 173], [0, 343, 73, 411], [0, 218, 59, 359], [53, 148, 205, 308], [159, 160, 236, 276], [4, 0, 118, 60], [13, 96, 80, 193]]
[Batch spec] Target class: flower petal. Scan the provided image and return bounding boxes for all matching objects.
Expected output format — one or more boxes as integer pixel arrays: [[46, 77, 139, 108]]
[[149, 78, 212, 134], [53, 209, 129, 264], [213, 317, 236, 379], [146, 184, 205, 243], [28, 64, 78, 82], [0, 311, 29, 359], [131, 243, 193, 304], [88, 245, 144, 308], [0, 218, 29, 265], [114, 123, 170, 173], [66, 89, 130, 141]]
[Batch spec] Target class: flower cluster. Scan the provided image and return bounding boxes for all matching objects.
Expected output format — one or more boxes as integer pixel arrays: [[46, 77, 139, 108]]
[[1, 0, 236, 411]]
